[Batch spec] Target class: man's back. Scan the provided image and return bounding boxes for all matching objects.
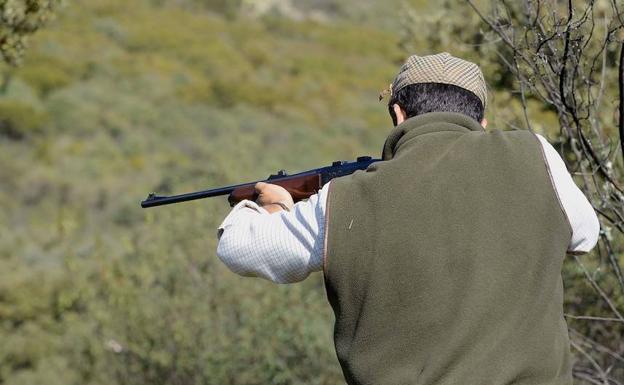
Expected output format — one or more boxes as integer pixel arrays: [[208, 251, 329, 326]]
[[324, 112, 572, 385]]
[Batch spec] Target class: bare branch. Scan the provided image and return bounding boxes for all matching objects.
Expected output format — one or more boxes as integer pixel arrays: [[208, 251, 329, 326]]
[[619, 43, 624, 166]]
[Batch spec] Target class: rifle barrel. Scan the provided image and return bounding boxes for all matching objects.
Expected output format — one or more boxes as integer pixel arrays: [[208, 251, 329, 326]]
[[141, 183, 252, 208]]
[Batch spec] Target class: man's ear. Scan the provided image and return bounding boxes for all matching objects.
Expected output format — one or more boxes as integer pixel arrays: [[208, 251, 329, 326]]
[[393, 104, 407, 125], [481, 118, 488, 128]]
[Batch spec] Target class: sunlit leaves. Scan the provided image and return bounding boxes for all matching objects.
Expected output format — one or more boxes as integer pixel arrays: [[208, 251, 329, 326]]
[[0, 0, 62, 65]]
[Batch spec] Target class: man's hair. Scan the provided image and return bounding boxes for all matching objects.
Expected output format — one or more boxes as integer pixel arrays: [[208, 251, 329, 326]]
[[388, 83, 485, 126]]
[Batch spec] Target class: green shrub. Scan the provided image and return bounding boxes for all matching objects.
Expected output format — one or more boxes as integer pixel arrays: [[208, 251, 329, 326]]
[[15, 59, 74, 96], [0, 99, 48, 139]]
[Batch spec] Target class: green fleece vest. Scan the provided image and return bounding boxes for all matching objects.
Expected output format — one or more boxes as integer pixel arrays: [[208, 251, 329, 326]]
[[323, 112, 573, 385]]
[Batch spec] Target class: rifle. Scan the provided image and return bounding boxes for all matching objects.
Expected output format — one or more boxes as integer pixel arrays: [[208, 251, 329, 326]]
[[141, 156, 381, 208]]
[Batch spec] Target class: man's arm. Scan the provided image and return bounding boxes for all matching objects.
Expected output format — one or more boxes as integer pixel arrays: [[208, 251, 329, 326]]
[[536, 134, 600, 253], [216, 182, 330, 283]]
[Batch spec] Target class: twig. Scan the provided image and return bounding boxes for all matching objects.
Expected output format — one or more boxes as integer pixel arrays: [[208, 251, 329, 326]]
[[569, 328, 624, 364], [570, 339, 610, 385], [564, 313, 624, 323], [573, 255, 624, 321], [619, 42, 624, 166]]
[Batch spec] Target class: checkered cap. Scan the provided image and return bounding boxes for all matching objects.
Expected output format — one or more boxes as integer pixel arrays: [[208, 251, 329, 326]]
[[390, 52, 487, 108]]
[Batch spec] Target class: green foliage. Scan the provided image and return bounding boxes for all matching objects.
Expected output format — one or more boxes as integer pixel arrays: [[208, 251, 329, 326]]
[[0, 1, 399, 383], [0, 98, 47, 138], [14, 53, 80, 95], [0, 0, 61, 65]]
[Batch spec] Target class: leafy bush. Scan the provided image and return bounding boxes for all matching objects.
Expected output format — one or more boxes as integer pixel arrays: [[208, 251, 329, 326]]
[[0, 0, 61, 65], [0, 99, 48, 138]]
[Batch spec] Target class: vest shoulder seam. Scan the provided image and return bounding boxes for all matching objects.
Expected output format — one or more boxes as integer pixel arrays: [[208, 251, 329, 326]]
[[529, 131, 574, 242], [322, 180, 334, 276]]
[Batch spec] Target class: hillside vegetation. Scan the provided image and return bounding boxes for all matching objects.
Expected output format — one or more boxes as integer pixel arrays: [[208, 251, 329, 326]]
[[0, 0, 620, 384]]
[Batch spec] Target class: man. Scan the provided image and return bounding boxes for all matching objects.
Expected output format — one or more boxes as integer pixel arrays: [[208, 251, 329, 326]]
[[216, 53, 600, 385]]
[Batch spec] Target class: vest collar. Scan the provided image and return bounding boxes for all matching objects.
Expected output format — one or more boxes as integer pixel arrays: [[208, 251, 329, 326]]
[[382, 112, 484, 160]]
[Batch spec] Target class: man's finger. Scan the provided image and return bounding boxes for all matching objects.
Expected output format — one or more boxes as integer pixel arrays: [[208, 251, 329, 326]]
[[254, 182, 268, 192]]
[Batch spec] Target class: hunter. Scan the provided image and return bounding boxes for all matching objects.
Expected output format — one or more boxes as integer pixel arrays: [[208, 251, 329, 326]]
[[216, 52, 599, 385]]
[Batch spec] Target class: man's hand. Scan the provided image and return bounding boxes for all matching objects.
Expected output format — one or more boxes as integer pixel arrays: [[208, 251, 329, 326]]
[[254, 182, 295, 213]]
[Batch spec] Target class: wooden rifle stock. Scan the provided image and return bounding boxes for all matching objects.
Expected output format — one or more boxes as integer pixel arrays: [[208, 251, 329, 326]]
[[140, 156, 380, 208], [227, 173, 322, 206]]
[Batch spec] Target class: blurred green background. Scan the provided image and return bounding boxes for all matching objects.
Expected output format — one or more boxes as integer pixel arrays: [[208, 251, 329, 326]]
[[0, 0, 621, 384]]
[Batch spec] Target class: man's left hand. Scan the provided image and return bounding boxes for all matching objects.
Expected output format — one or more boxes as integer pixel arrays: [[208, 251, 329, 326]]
[[254, 182, 294, 213]]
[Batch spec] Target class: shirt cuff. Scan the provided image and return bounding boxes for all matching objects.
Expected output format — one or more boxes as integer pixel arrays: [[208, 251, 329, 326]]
[[217, 200, 269, 239]]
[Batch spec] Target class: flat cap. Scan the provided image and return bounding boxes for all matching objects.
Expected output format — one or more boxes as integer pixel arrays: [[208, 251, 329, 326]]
[[388, 52, 487, 108]]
